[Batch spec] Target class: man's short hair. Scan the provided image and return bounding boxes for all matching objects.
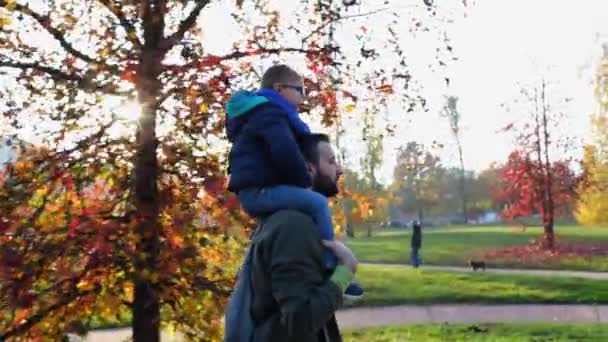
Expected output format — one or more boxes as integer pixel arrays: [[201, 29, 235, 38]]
[[261, 64, 301, 89], [300, 133, 330, 164]]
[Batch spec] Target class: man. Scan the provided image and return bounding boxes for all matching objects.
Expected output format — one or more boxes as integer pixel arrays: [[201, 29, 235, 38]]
[[249, 133, 357, 342]]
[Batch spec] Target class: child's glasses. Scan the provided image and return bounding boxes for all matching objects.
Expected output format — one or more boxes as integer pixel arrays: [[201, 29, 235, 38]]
[[280, 84, 305, 96]]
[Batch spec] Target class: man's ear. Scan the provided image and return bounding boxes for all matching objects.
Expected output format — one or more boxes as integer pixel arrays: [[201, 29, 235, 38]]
[[306, 162, 316, 177]]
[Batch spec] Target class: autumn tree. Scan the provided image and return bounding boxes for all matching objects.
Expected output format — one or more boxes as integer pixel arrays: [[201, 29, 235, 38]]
[[0, 0, 471, 340], [392, 141, 443, 222], [390, 165, 497, 221], [441, 95, 468, 223], [473, 164, 502, 212], [499, 77, 578, 248], [494, 150, 577, 244], [576, 145, 608, 225], [339, 169, 389, 238], [576, 44, 608, 225], [360, 108, 383, 191]]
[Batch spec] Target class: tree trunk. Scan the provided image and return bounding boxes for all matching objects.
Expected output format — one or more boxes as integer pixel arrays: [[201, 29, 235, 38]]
[[457, 143, 468, 224], [531, 86, 553, 249], [344, 200, 355, 238], [345, 221, 355, 238], [417, 202, 424, 224], [415, 188, 424, 224], [133, 58, 162, 341], [540, 80, 555, 249], [335, 117, 355, 238], [133, 5, 165, 340]]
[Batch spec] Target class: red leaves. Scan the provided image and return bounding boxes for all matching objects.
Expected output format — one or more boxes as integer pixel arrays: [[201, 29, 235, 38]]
[[341, 90, 358, 101], [484, 239, 608, 267], [2, 245, 22, 268], [377, 83, 394, 94], [225, 196, 240, 211], [13, 308, 32, 325], [16, 291, 35, 308], [62, 176, 75, 190], [68, 217, 80, 238], [0, 219, 9, 233], [319, 91, 337, 108], [120, 69, 137, 83], [494, 150, 576, 221], [310, 62, 322, 75], [202, 176, 225, 197], [197, 55, 223, 69]]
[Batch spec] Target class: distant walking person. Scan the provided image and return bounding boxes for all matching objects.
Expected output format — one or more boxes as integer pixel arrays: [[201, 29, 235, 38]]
[[410, 220, 422, 268]]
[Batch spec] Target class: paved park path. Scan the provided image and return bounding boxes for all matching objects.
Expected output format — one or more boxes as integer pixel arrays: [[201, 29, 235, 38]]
[[337, 304, 608, 329], [363, 262, 608, 280], [69, 265, 608, 341], [71, 304, 608, 341]]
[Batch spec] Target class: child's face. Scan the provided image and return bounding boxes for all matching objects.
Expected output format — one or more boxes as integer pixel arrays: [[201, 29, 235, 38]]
[[276, 77, 305, 108]]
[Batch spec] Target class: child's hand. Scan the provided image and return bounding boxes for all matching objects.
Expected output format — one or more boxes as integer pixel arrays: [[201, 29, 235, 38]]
[[322, 240, 358, 274]]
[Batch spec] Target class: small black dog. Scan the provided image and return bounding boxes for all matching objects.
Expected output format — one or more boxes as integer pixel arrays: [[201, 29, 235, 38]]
[[469, 260, 486, 272]]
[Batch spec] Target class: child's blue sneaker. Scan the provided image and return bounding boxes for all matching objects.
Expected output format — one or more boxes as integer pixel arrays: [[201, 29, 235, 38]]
[[343, 281, 364, 306]]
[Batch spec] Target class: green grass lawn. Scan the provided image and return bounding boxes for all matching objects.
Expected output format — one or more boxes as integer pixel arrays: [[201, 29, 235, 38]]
[[343, 323, 608, 342], [355, 264, 608, 306], [347, 225, 608, 271]]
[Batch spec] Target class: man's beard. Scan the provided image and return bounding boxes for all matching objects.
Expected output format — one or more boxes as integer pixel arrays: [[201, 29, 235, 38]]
[[312, 173, 339, 197]]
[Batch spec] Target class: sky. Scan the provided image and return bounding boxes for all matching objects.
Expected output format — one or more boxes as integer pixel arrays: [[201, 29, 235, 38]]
[[2, 0, 608, 183], [366, 0, 608, 182], [444, 0, 607, 172], [198, 0, 608, 182]]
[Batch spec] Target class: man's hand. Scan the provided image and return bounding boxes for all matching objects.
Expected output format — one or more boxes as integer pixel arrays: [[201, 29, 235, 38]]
[[322, 240, 358, 274]]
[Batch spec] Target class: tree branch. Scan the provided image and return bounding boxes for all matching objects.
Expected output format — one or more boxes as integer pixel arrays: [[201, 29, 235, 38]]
[[162, 46, 340, 74], [1, 1, 95, 63], [301, 8, 389, 43], [97, 0, 142, 50], [0, 59, 128, 95], [0, 284, 100, 340], [161, 0, 211, 51], [0, 59, 81, 81], [219, 46, 340, 61]]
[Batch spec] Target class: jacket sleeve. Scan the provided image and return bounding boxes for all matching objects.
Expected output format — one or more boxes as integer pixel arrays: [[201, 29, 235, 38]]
[[267, 213, 344, 337], [250, 109, 312, 188]]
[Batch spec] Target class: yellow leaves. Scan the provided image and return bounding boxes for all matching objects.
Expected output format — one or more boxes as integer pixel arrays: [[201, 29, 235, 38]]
[[345, 103, 356, 113], [123, 281, 134, 302], [14, 160, 33, 173], [0, 15, 11, 27], [99, 293, 122, 318], [66, 122, 79, 131], [149, 272, 159, 283], [100, 48, 111, 59], [4, 0, 17, 10], [199, 103, 209, 113], [576, 143, 608, 225], [76, 279, 95, 291], [128, 30, 138, 41], [64, 14, 78, 26], [576, 190, 608, 225]]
